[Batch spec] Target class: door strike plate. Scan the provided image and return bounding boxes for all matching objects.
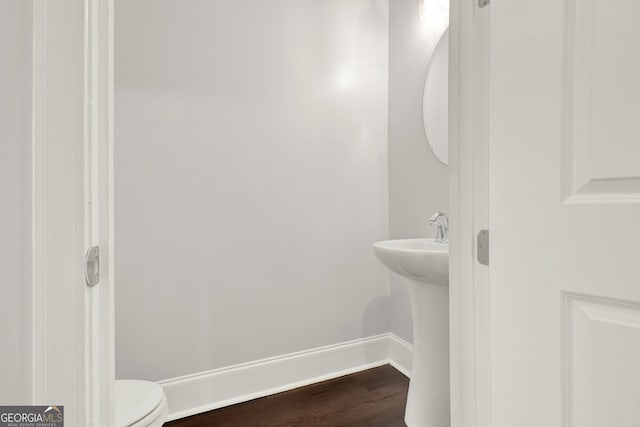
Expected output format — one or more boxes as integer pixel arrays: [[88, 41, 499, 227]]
[[85, 246, 100, 287], [477, 230, 489, 266]]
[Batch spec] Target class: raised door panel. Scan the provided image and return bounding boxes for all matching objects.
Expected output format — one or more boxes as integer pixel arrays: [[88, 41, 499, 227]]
[[566, 295, 640, 427], [565, 0, 640, 203]]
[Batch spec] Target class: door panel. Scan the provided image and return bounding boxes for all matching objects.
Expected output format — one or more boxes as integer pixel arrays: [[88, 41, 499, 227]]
[[490, 0, 640, 426], [566, 0, 640, 202], [567, 295, 640, 427]]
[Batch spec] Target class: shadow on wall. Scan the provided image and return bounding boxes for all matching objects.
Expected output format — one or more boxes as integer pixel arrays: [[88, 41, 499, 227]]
[[362, 294, 392, 338]]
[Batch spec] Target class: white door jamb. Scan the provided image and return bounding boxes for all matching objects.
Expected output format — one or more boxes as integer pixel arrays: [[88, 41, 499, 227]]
[[449, 1, 491, 426], [32, 0, 114, 425]]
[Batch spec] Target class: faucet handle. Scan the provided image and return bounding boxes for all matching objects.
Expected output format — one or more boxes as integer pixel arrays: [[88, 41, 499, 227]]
[[429, 211, 448, 225], [429, 211, 449, 243]]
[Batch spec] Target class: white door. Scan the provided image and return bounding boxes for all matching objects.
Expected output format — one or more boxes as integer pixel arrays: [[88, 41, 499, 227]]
[[490, 0, 640, 426]]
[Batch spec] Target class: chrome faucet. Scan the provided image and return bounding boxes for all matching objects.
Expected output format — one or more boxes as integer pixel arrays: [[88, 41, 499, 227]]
[[429, 211, 449, 243]]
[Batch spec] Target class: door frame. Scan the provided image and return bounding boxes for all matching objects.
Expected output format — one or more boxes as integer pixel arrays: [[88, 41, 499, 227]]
[[31, 0, 114, 424], [449, 0, 491, 426], [30, 0, 489, 424]]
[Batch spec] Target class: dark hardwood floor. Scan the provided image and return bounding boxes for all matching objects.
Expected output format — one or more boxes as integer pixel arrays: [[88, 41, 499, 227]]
[[166, 365, 409, 426]]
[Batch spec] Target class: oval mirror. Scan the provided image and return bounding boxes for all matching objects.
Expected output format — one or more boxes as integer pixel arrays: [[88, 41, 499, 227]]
[[423, 28, 449, 165]]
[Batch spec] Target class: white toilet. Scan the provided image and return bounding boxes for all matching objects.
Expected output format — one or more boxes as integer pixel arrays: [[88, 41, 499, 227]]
[[115, 380, 169, 427]]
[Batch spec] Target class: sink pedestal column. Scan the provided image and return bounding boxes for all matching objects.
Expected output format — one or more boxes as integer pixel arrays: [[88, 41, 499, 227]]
[[405, 280, 450, 427]]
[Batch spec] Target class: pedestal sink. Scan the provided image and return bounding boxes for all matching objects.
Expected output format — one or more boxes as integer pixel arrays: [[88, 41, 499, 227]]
[[373, 238, 449, 427]]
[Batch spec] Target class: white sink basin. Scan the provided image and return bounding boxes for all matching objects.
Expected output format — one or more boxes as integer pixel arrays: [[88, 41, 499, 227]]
[[373, 238, 448, 285], [372, 237, 450, 427]]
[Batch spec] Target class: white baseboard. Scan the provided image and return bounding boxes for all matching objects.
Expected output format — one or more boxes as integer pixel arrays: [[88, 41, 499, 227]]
[[160, 333, 413, 421], [388, 334, 413, 377]]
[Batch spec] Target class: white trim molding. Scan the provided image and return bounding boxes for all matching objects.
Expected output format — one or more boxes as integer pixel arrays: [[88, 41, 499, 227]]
[[449, 0, 491, 426], [388, 334, 413, 377], [31, 0, 113, 424], [32, 1, 90, 424], [160, 333, 413, 422]]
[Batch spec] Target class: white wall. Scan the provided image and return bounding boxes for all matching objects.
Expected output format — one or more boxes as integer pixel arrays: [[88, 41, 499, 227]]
[[115, 0, 390, 381], [0, 0, 33, 403], [388, 0, 449, 343]]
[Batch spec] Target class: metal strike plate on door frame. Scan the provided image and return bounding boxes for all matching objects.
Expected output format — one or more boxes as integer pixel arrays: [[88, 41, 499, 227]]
[[85, 246, 100, 287], [479, 0, 490, 7], [477, 230, 489, 266]]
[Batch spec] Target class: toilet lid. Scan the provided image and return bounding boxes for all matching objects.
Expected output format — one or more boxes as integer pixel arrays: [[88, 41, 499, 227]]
[[115, 380, 165, 427]]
